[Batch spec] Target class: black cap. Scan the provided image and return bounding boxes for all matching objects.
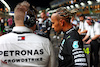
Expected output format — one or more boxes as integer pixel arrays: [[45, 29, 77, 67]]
[[79, 14, 84, 17], [79, 14, 85, 19]]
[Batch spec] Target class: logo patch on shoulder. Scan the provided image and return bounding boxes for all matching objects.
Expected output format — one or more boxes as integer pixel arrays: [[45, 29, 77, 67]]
[[73, 41, 79, 49]]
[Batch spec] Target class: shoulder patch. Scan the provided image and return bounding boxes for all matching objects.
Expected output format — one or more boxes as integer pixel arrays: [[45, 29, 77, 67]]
[[73, 41, 79, 49]]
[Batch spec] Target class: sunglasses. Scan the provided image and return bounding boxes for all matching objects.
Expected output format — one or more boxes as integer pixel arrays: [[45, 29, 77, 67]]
[[87, 19, 91, 20]]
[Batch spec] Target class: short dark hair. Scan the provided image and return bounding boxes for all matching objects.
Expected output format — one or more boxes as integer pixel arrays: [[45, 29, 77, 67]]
[[56, 7, 74, 23], [79, 14, 85, 19], [56, 7, 78, 19]]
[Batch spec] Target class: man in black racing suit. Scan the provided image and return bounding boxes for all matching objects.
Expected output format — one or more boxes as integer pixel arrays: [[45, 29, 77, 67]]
[[58, 27, 88, 67], [51, 7, 88, 67]]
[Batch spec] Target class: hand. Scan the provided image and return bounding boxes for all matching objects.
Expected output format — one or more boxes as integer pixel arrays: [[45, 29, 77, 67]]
[[86, 39, 92, 44], [83, 41, 86, 44], [82, 39, 85, 42], [82, 39, 87, 44], [40, 29, 43, 31], [79, 32, 82, 35], [44, 31, 47, 33]]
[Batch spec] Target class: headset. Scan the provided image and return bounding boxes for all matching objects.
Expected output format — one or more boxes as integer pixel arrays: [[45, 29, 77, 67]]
[[91, 20, 94, 24], [24, 5, 36, 28]]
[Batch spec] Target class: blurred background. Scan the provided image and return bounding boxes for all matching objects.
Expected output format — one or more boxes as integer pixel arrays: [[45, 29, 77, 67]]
[[0, 0, 100, 67]]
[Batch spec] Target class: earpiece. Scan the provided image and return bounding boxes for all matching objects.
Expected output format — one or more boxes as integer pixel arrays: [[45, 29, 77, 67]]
[[24, 5, 36, 28], [91, 20, 94, 24]]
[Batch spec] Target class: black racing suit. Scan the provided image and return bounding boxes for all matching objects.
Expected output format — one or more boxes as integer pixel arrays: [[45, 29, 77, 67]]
[[41, 18, 51, 40], [58, 27, 88, 67]]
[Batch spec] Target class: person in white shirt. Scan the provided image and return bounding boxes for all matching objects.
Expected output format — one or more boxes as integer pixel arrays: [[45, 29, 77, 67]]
[[78, 14, 89, 36], [70, 16, 78, 27], [37, 18, 43, 30], [0, 1, 56, 67], [82, 17, 100, 67]]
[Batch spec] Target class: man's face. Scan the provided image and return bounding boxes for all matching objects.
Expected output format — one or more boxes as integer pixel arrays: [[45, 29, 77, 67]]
[[79, 16, 84, 21], [41, 13, 46, 20], [86, 17, 92, 25], [51, 14, 62, 33]]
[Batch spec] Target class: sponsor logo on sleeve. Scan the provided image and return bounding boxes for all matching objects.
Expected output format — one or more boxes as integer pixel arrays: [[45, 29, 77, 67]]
[[72, 41, 79, 49]]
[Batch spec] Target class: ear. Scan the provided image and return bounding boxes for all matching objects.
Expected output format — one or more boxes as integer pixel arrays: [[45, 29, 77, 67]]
[[59, 19, 64, 26]]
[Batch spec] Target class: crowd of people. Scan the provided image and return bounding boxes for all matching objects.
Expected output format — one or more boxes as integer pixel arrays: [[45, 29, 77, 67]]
[[0, 1, 100, 67], [0, 16, 13, 36]]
